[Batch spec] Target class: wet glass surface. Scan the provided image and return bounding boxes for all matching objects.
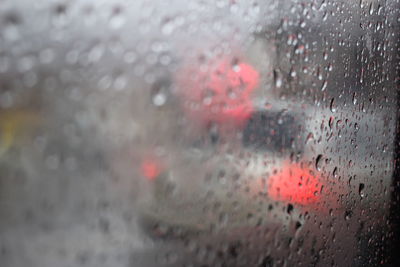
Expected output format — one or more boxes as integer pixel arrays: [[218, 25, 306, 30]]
[[0, 0, 399, 266]]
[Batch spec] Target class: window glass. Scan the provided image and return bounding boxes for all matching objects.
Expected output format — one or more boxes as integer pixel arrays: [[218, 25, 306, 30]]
[[0, 0, 399, 266]]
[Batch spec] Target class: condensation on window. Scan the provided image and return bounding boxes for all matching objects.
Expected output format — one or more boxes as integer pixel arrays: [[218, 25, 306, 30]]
[[0, 0, 399, 267]]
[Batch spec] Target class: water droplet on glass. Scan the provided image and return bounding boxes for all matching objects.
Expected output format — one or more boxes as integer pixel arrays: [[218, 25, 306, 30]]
[[287, 203, 294, 214], [109, 7, 126, 29], [369, 2, 374, 15], [273, 69, 283, 88], [202, 88, 215, 105], [330, 98, 336, 112], [359, 183, 365, 198], [321, 80, 327, 91], [333, 167, 338, 178], [161, 18, 175, 35], [231, 58, 241, 72], [344, 210, 352, 220], [152, 92, 167, 106], [45, 155, 60, 170], [352, 92, 357, 105], [152, 80, 170, 106], [315, 154, 323, 171]]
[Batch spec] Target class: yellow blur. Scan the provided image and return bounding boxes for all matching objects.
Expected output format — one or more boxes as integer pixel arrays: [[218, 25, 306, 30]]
[[0, 109, 42, 156]]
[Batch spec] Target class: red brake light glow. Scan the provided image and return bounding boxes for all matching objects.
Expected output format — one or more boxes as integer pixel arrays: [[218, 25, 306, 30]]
[[268, 162, 321, 206], [176, 59, 260, 130], [140, 158, 162, 181]]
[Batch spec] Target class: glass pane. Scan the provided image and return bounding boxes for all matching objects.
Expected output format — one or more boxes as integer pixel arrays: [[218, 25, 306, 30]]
[[0, 0, 399, 266]]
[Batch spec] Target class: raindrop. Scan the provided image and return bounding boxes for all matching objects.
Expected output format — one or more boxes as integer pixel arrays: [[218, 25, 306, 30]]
[[152, 91, 167, 106], [202, 88, 215, 105], [273, 69, 283, 88], [39, 49, 55, 64], [359, 183, 365, 198], [287, 203, 294, 214], [333, 167, 338, 178], [290, 68, 297, 78], [161, 18, 175, 35], [305, 132, 314, 144], [352, 92, 357, 105], [295, 221, 302, 231], [369, 2, 374, 15], [231, 58, 241, 72], [315, 154, 323, 171], [124, 51, 137, 64], [328, 116, 334, 130], [109, 6, 125, 29], [321, 80, 328, 91], [88, 45, 105, 63], [45, 155, 60, 170], [329, 98, 336, 112], [113, 75, 127, 90], [344, 210, 352, 220]]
